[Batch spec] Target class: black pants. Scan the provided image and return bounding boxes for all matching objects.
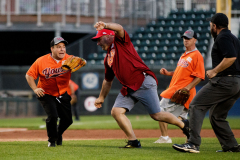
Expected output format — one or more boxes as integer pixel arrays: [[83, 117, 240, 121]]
[[72, 90, 79, 120], [37, 92, 73, 142], [188, 76, 240, 150]]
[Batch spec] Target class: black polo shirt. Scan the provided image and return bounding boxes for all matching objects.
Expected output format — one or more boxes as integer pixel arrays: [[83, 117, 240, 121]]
[[211, 29, 240, 76]]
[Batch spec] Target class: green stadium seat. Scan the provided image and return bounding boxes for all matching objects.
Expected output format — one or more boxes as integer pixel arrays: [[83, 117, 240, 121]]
[[157, 53, 167, 60], [128, 9, 214, 65], [139, 52, 147, 60], [142, 39, 151, 46], [155, 59, 165, 65], [88, 53, 98, 60], [147, 21, 157, 28], [147, 52, 157, 59], [148, 46, 159, 52]]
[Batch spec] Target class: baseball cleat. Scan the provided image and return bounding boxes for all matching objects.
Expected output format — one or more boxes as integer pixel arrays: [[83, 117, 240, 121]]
[[57, 136, 62, 146], [216, 144, 240, 152], [172, 143, 200, 153], [48, 141, 56, 147], [119, 140, 142, 148], [154, 136, 172, 143]]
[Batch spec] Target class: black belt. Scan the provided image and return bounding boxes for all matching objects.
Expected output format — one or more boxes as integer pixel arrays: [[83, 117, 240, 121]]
[[226, 75, 240, 78], [216, 75, 240, 78]]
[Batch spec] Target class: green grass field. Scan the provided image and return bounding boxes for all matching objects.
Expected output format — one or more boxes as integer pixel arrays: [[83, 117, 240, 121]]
[[1, 138, 239, 160], [0, 115, 240, 130], [0, 115, 240, 160]]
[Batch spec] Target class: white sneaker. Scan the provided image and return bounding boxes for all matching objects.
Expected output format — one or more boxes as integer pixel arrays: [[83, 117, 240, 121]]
[[154, 136, 172, 143]]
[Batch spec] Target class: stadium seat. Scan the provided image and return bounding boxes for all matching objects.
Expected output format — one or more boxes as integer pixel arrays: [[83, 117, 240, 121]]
[[157, 52, 167, 60], [119, 9, 214, 66], [139, 52, 147, 60], [88, 53, 98, 60]]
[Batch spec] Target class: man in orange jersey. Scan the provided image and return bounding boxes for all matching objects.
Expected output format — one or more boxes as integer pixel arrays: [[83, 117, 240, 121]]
[[67, 80, 80, 121], [154, 30, 205, 144], [173, 13, 240, 153], [26, 37, 74, 147]]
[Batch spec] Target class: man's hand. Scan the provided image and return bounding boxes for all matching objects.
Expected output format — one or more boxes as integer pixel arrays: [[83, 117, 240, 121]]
[[206, 69, 217, 79], [160, 68, 173, 76], [34, 88, 45, 97], [94, 97, 105, 108], [94, 21, 106, 31], [160, 68, 168, 75]]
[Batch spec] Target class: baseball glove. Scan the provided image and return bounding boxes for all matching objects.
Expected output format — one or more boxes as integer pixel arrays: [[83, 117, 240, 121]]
[[62, 55, 87, 72], [170, 88, 190, 105]]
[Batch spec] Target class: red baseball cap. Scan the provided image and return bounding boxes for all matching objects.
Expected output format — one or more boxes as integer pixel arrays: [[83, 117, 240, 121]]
[[91, 29, 115, 41]]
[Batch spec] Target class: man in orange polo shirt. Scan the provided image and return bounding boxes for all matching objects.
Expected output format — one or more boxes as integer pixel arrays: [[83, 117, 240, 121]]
[[67, 80, 80, 121], [154, 30, 205, 143], [26, 37, 74, 147]]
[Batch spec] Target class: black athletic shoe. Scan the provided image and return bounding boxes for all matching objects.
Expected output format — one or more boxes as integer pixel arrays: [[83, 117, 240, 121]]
[[119, 140, 142, 148], [172, 143, 200, 153], [56, 136, 62, 146], [48, 141, 56, 147], [216, 145, 240, 152], [181, 119, 190, 139]]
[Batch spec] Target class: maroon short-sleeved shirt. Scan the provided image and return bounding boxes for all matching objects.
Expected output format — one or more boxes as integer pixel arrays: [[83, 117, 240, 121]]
[[104, 30, 158, 96]]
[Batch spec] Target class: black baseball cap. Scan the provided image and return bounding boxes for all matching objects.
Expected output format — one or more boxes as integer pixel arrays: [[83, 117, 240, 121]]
[[181, 29, 197, 39], [50, 36, 68, 47], [206, 13, 228, 27]]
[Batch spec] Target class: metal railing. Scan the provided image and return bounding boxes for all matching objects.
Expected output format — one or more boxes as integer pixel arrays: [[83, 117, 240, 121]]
[[0, 1, 222, 23], [0, 0, 158, 18]]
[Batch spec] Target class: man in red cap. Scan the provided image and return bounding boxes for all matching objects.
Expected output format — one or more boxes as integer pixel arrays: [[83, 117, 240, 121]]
[[92, 21, 190, 148]]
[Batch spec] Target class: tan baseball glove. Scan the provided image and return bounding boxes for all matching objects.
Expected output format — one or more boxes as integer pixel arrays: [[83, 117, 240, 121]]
[[170, 88, 190, 105], [62, 55, 87, 72]]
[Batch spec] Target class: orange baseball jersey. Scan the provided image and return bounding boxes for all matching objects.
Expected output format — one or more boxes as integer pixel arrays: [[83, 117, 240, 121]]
[[66, 80, 79, 95], [160, 49, 205, 109], [26, 53, 71, 97]]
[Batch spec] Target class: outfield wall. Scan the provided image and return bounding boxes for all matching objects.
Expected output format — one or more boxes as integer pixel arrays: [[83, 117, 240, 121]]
[[0, 66, 239, 117]]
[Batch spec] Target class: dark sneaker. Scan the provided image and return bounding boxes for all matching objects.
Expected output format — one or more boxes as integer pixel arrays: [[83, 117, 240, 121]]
[[56, 136, 62, 146], [120, 140, 142, 148], [216, 145, 240, 152], [181, 119, 190, 139], [172, 143, 200, 153], [48, 141, 56, 147]]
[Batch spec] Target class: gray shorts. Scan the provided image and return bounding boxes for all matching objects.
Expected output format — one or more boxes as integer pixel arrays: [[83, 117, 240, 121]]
[[160, 98, 188, 119], [113, 75, 161, 114]]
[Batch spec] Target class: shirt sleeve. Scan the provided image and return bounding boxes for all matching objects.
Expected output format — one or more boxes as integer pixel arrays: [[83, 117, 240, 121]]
[[191, 52, 205, 80], [26, 60, 39, 80], [115, 30, 130, 43], [218, 36, 237, 58], [104, 58, 115, 82]]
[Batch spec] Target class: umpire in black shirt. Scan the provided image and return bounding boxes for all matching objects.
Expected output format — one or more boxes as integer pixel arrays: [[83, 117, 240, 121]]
[[172, 13, 240, 153]]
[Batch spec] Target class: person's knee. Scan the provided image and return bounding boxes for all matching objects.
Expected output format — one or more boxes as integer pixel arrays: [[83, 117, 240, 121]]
[[111, 107, 126, 118], [111, 107, 119, 118], [59, 116, 73, 126], [150, 112, 161, 121], [46, 116, 58, 123], [209, 113, 221, 122]]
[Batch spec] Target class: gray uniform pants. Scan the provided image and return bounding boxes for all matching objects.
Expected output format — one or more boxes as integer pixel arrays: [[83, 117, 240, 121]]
[[188, 76, 240, 151]]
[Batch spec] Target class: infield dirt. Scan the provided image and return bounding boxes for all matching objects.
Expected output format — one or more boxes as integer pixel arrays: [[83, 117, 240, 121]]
[[0, 129, 240, 141]]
